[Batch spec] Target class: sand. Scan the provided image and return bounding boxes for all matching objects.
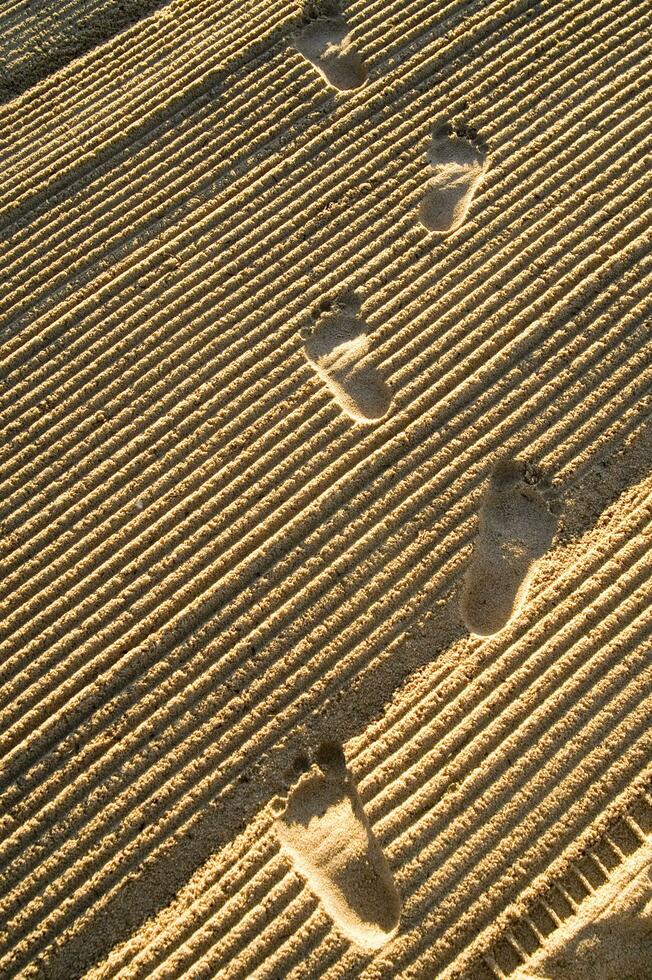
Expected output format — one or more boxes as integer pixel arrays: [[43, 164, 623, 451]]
[[512, 842, 652, 979], [0, 0, 650, 977]]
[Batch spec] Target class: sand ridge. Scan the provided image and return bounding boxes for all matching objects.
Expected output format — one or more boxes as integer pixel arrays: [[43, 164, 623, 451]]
[[0, 0, 651, 975], [88, 466, 652, 977]]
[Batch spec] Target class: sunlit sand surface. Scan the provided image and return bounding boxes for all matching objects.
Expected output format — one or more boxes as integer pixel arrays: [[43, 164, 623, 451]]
[[1, 0, 650, 976]]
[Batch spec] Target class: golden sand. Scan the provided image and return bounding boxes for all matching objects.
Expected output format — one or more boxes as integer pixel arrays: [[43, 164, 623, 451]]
[[0, 0, 650, 976]]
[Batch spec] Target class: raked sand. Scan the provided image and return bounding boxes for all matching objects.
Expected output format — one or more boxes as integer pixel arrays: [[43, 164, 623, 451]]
[[0, 0, 651, 977]]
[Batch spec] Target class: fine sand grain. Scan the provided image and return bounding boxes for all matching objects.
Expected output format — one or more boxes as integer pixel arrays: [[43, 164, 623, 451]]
[[0, 0, 650, 976]]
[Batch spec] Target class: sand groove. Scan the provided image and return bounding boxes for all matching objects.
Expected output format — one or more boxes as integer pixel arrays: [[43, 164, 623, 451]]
[[0, 18, 644, 470], [481, 809, 652, 977], [2, 218, 648, 768], [2, 71, 648, 528], [2, 312, 648, 828], [0, 0, 640, 318], [2, 10, 648, 376], [86, 477, 652, 979], [0, 0, 171, 104], [1, 0, 650, 975]]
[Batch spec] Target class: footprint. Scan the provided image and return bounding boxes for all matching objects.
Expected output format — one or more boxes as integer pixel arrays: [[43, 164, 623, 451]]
[[292, 8, 367, 91], [461, 459, 557, 636], [275, 741, 401, 950], [304, 292, 391, 423], [420, 125, 488, 234]]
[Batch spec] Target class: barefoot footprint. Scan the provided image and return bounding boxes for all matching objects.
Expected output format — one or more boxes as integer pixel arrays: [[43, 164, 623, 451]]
[[461, 459, 557, 636], [304, 292, 391, 423], [292, 8, 367, 91], [420, 125, 489, 233], [275, 741, 401, 950]]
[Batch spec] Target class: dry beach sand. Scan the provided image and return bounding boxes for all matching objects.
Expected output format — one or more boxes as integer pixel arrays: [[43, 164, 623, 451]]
[[512, 841, 652, 980], [0, 0, 651, 977]]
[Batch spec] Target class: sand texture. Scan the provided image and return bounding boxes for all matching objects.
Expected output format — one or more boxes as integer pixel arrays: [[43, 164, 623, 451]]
[[0, 0, 651, 976], [512, 840, 652, 980]]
